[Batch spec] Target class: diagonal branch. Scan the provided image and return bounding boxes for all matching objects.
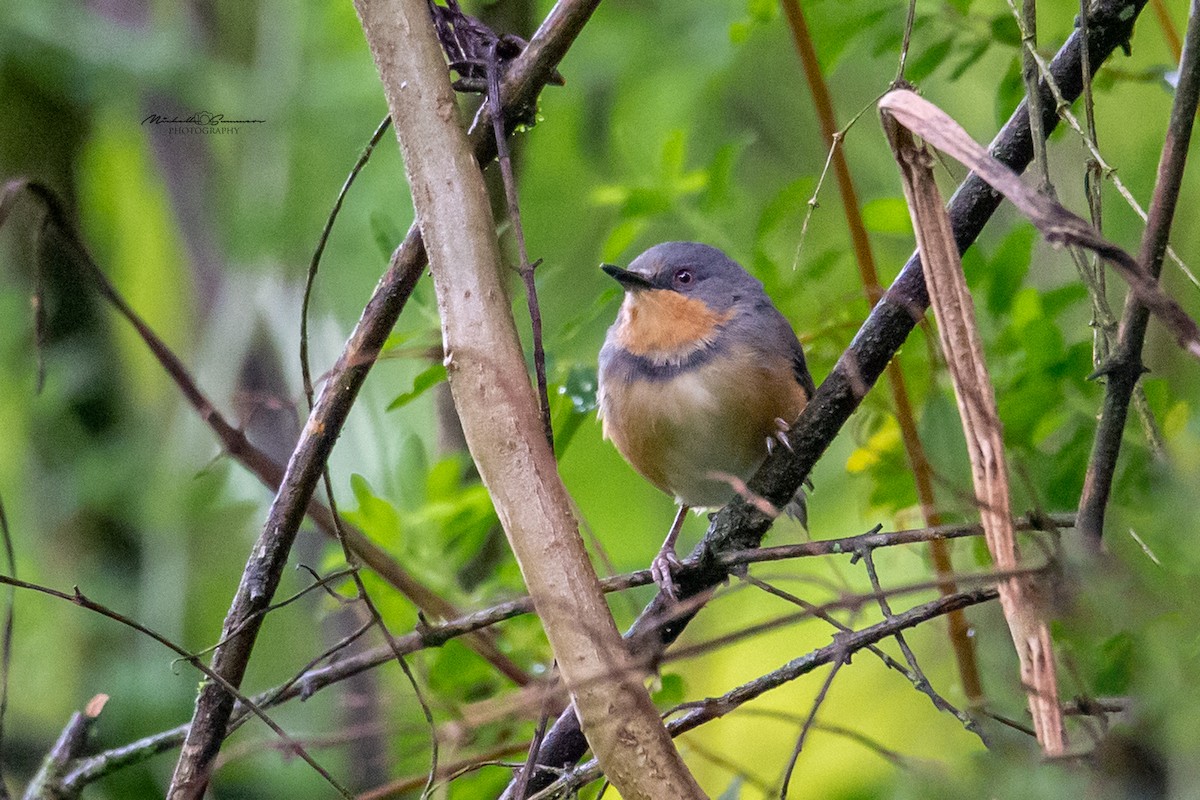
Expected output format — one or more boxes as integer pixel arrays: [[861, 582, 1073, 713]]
[[507, 1, 1150, 791], [0, 177, 529, 688]]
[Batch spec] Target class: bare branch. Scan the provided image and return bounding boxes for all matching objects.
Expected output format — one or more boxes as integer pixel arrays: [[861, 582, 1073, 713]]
[[531, 588, 999, 799], [23, 696, 108, 800], [354, 0, 700, 797], [1078, 0, 1200, 543]]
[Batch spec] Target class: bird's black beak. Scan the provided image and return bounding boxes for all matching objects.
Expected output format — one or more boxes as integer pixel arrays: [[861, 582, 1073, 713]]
[[601, 263, 654, 291]]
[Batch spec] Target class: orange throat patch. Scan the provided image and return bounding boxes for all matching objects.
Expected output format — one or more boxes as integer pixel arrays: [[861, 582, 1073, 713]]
[[614, 289, 734, 363]]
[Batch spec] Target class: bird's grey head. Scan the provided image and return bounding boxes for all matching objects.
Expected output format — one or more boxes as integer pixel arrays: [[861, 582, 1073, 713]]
[[602, 242, 764, 313]]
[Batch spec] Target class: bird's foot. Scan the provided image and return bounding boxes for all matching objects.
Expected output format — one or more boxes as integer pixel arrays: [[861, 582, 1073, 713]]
[[651, 547, 684, 600], [765, 417, 794, 456]]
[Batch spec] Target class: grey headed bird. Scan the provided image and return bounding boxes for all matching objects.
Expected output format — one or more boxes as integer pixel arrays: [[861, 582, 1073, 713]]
[[597, 242, 815, 597]]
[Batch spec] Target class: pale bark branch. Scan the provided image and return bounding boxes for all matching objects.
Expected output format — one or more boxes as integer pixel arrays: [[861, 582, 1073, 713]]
[[159, 0, 603, 795], [353, 1, 703, 798]]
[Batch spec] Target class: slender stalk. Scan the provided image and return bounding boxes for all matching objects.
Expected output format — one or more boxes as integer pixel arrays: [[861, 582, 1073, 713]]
[[780, 0, 983, 704], [1078, 0, 1200, 544]]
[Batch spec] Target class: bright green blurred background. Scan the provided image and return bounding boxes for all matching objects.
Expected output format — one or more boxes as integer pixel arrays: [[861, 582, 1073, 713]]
[[2, 0, 1199, 797]]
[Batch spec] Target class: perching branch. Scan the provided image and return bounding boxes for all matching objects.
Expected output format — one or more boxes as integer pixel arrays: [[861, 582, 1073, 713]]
[[1078, 0, 1200, 544], [51, 511, 1049, 793], [509, 1, 1149, 791]]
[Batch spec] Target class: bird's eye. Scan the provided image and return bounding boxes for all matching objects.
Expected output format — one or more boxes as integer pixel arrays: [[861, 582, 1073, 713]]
[[673, 268, 695, 287]]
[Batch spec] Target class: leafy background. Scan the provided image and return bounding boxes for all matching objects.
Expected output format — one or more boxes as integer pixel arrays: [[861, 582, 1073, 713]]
[[1, 0, 1198, 797]]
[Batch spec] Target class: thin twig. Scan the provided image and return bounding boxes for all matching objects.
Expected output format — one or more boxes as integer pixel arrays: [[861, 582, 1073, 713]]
[[893, 0, 919, 85], [1150, 0, 1183, 60], [0, 575, 354, 798], [1018, 0, 1050, 191], [0, 178, 529, 686], [300, 114, 393, 408], [297, 112, 442, 795], [852, 548, 982, 737], [740, 572, 983, 740], [1004, 0, 1200, 293], [60, 515, 1051, 791], [1078, 0, 1200, 544], [0, 495, 13, 797], [487, 38, 554, 451], [511, 671, 557, 800], [778, 656, 843, 799], [530, 588, 1000, 799]]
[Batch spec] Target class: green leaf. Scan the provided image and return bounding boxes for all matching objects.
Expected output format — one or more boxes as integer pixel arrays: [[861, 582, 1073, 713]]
[[386, 363, 447, 411], [1093, 632, 1135, 694], [651, 672, 686, 707], [861, 197, 913, 235], [989, 13, 1022, 47], [344, 474, 403, 550], [986, 225, 1035, 317], [905, 36, 955, 83], [746, 0, 775, 23], [995, 56, 1025, 124], [950, 38, 991, 81], [370, 210, 402, 262]]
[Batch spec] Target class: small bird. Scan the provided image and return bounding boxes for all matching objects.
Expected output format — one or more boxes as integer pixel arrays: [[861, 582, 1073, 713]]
[[597, 242, 816, 597]]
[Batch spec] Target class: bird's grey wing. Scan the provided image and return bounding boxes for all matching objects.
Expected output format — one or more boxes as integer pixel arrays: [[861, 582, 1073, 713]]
[[790, 334, 816, 399]]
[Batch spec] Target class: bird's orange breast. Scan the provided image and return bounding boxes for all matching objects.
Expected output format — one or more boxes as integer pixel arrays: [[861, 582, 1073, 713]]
[[614, 290, 734, 364]]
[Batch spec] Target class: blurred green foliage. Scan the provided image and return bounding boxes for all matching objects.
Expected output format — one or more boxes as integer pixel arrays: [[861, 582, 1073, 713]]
[[1, 0, 1198, 797]]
